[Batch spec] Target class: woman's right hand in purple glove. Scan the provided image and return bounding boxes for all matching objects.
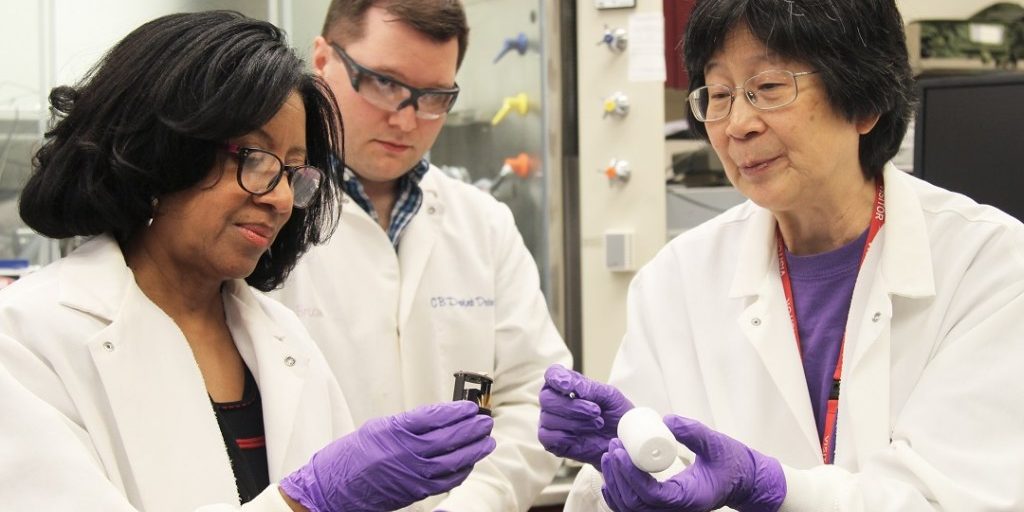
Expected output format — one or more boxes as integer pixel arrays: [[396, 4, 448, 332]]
[[538, 364, 634, 470], [279, 400, 495, 512], [600, 415, 786, 512]]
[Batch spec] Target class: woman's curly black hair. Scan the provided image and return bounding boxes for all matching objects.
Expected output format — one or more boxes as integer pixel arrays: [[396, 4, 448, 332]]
[[21, 10, 344, 291]]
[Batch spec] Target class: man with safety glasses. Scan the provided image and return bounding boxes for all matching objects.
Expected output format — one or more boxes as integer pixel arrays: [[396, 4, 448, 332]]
[[274, 1, 572, 511]]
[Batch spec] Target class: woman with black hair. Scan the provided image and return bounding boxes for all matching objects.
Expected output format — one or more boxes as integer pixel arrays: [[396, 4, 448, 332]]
[[0, 11, 493, 511], [540, 1, 1024, 510]]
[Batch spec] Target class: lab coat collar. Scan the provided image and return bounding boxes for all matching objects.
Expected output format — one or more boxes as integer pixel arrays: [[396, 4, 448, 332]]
[[835, 164, 936, 465], [221, 282, 306, 478], [727, 198, 816, 453], [56, 235, 309, 334], [63, 239, 240, 509], [86, 284, 240, 509], [877, 163, 936, 299], [726, 163, 938, 462], [396, 166, 441, 328], [338, 165, 443, 344], [57, 234, 133, 321], [729, 205, 777, 299], [728, 163, 936, 301], [62, 234, 310, 499]]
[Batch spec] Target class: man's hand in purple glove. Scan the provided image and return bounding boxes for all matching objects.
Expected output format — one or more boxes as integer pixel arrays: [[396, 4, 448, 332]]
[[537, 364, 634, 469], [601, 415, 786, 512], [279, 400, 496, 512]]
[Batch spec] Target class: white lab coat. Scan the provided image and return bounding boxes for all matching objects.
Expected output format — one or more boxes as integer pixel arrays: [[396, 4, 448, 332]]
[[567, 164, 1024, 511], [275, 166, 572, 511], [0, 235, 355, 512]]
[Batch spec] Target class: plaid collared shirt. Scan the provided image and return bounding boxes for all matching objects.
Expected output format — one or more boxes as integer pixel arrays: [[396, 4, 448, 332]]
[[341, 159, 430, 249]]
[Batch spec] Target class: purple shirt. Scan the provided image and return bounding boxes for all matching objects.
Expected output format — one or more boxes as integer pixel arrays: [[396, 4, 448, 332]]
[[784, 228, 868, 457]]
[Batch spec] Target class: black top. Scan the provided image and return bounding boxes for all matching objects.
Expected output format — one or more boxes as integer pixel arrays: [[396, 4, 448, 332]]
[[212, 365, 270, 504]]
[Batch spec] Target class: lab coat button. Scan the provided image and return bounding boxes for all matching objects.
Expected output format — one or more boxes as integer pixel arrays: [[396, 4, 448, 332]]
[[284, 356, 296, 367], [427, 206, 437, 214], [751, 317, 761, 326], [872, 312, 882, 322], [102, 341, 115, 352]]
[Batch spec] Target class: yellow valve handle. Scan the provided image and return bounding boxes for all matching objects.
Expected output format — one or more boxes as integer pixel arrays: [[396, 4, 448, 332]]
[[491, 100, 513, 125], [509, 93, 529, 115], [491, 93, 530, 126]]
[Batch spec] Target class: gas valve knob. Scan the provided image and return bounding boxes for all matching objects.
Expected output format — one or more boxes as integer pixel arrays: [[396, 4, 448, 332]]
[[597, 26, 628, 52], [603, 92, 630, 118], [601, 159, 632, 183]]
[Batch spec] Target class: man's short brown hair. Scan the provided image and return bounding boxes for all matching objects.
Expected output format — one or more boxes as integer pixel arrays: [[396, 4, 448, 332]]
[[322, 0, 469, 68]]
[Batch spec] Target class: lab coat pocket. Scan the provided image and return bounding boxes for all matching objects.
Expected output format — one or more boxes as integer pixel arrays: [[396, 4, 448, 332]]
[[429, 301, 496, 376]]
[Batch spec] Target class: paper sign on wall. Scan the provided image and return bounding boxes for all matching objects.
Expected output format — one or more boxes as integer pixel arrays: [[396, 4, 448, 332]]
[[627, 12, 665, 82]]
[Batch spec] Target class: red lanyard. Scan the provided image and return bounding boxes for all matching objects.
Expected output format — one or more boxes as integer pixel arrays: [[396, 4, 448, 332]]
[[775, 178, 885, 464]]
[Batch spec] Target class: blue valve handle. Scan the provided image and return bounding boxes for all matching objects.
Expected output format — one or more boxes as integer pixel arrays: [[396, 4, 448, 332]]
[[493, 32, 529, 63], [597, 27, 627, 52]]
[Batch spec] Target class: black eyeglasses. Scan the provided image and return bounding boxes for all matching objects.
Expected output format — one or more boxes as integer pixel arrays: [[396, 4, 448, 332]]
[[222, 144, 324, 209], [329, 42, 459, 120]]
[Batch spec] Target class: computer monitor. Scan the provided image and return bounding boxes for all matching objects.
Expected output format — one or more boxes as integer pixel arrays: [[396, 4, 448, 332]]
[[913, 72, 1024, 222]]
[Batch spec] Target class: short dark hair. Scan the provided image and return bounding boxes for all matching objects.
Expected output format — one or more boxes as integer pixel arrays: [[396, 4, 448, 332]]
[[21, 10, 344, 291], [322, 0, 469, 68], [682, 0, 915, 179]]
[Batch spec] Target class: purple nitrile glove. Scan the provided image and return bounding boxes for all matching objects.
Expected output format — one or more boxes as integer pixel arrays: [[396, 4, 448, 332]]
[[537, 364, 634, 470], [601, 415, 786, 512], [279, 400, 496, 512]]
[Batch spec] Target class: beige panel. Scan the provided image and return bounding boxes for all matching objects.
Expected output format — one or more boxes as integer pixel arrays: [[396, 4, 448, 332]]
[[577, 0, 665, 382]]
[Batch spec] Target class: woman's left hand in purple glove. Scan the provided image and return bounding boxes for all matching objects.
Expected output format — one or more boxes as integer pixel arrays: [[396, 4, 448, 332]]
[[601, 415, 787, 512]]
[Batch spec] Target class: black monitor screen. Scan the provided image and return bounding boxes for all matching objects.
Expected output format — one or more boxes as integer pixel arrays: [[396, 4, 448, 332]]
[[913, 73, 1024, 222]]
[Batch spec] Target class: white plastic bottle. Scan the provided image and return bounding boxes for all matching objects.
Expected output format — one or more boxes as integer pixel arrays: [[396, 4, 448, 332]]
[[617, 407, 686, 481]]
